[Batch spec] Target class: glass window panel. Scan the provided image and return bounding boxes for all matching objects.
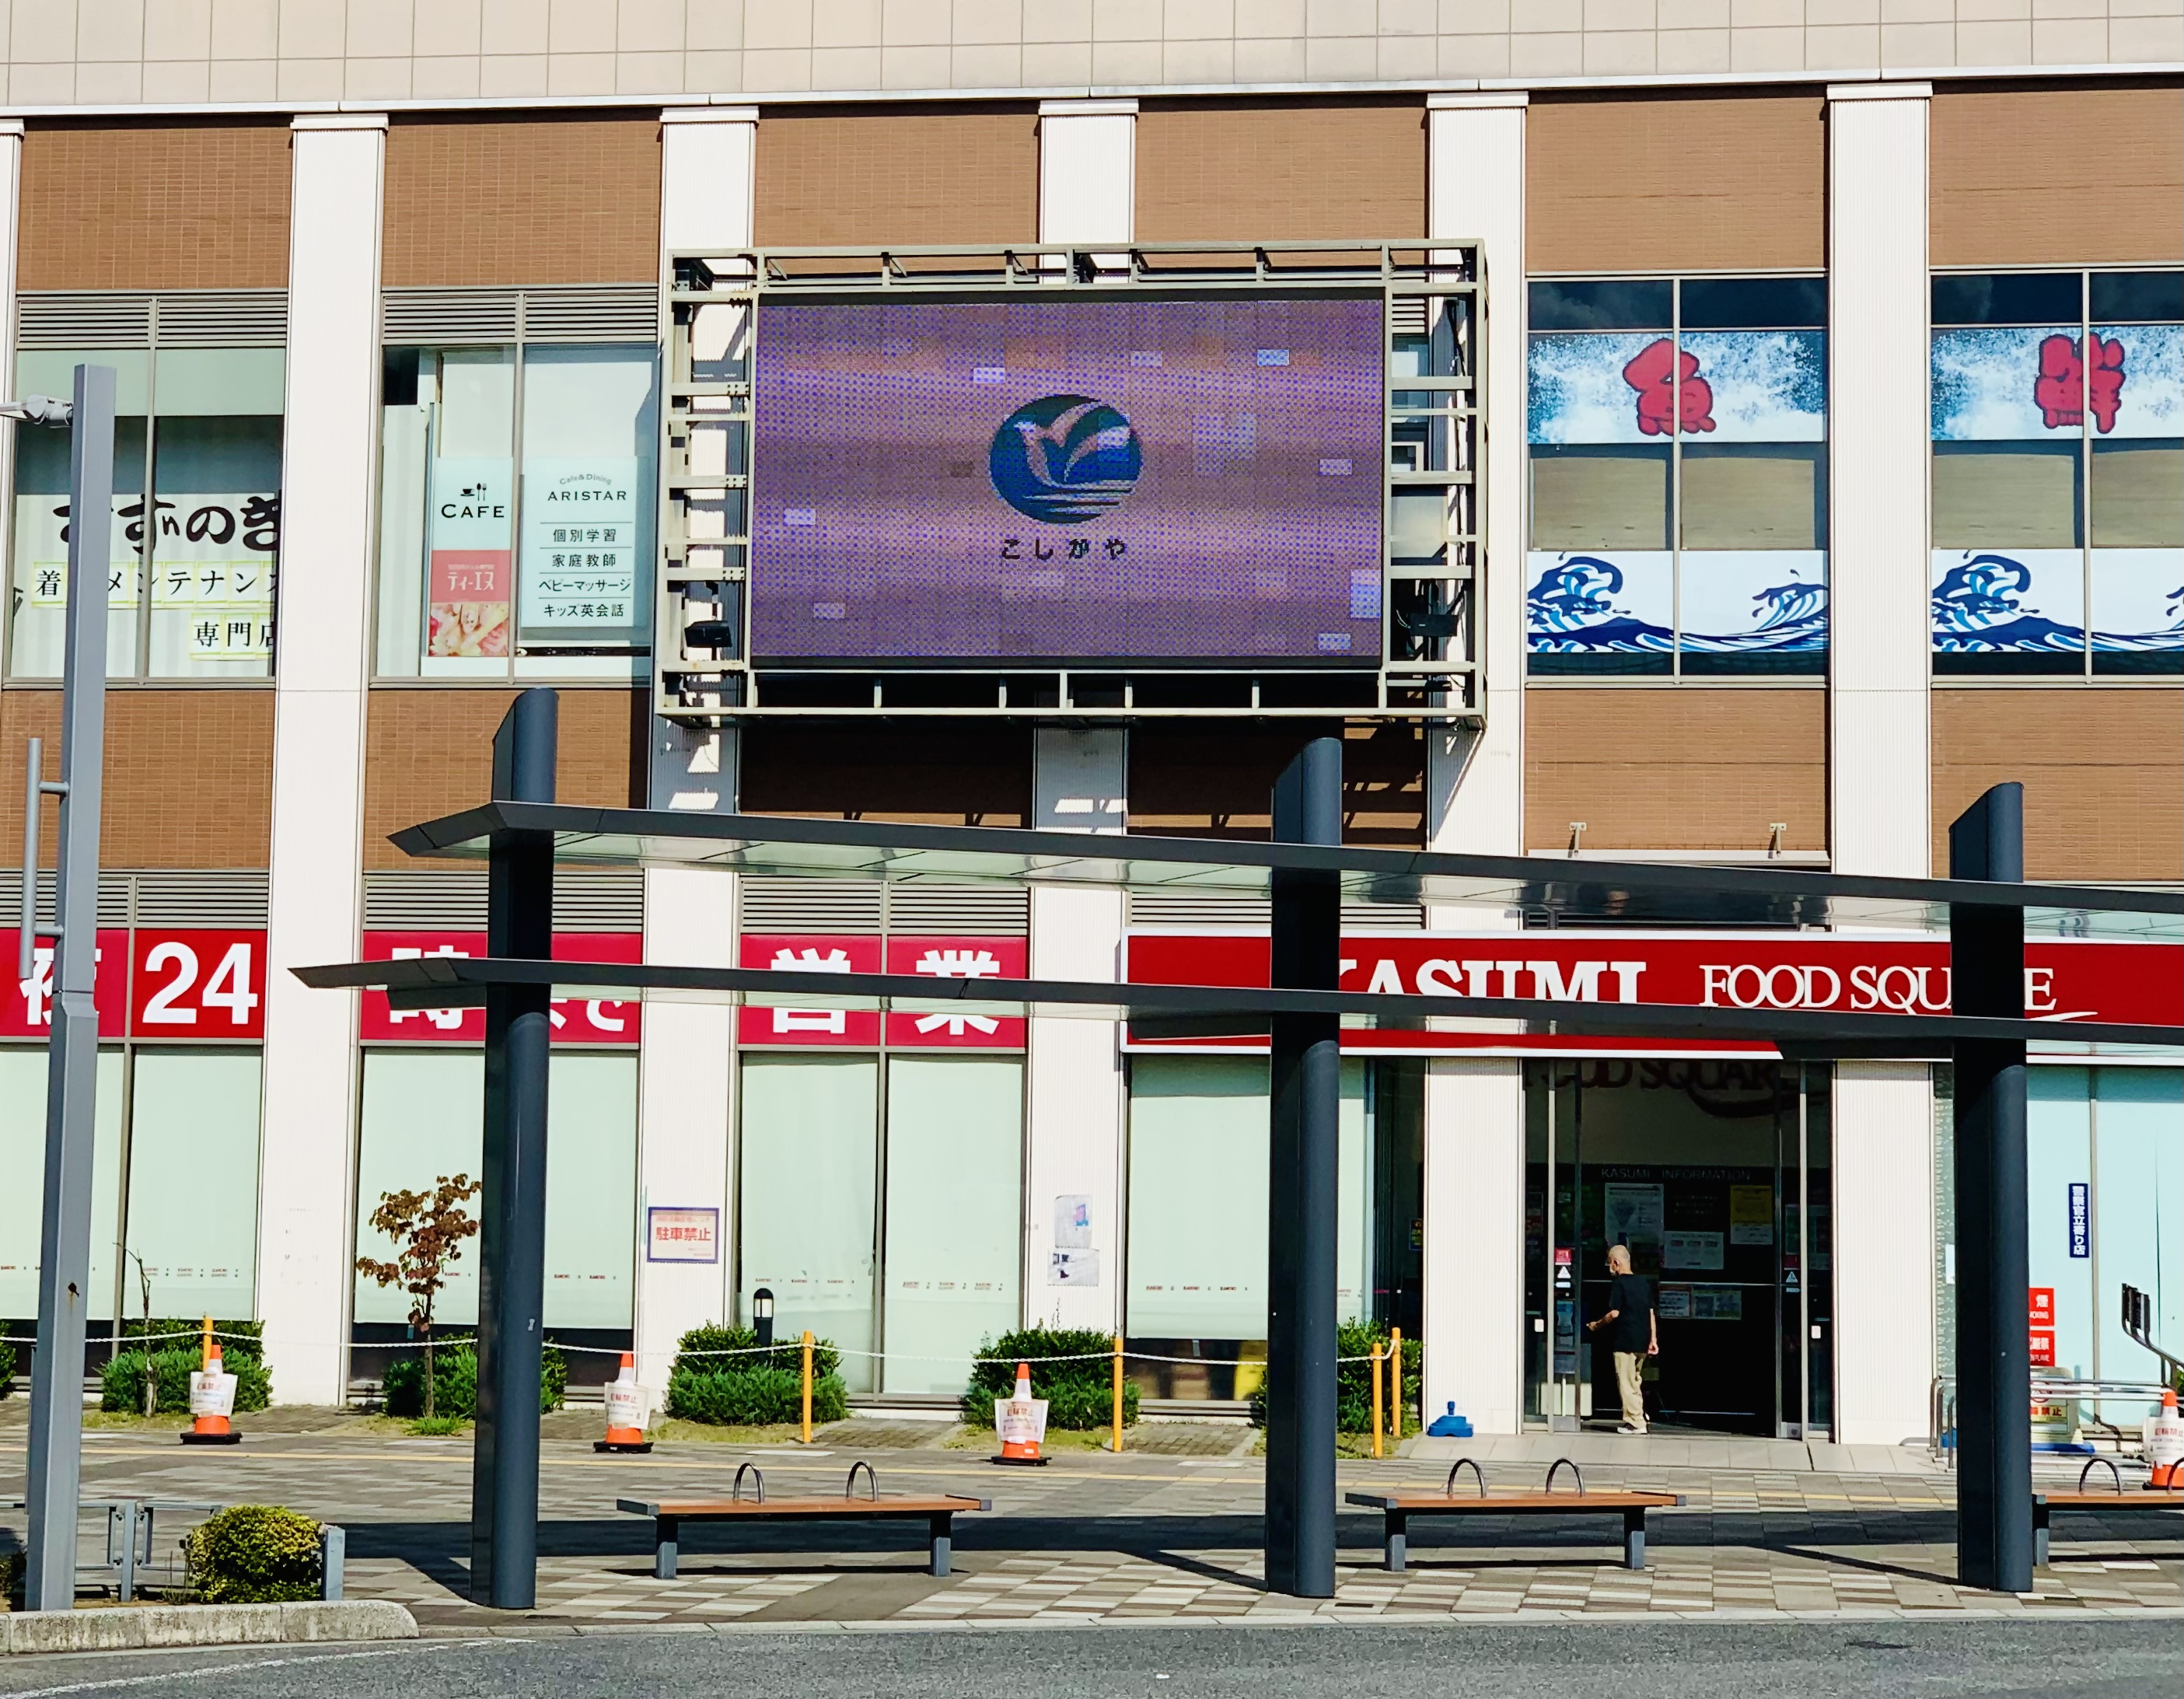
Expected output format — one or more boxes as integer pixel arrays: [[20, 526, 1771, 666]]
[[1679, 445, 1826, 549], [739, 1054, 878, 1390], [2090, 548, 2184, 676], [2091, 442, 2184, 547], [2089, 271, 2184, 324], [1931, 327, 2088, 441], [375, 351, 428, 677], [14, 351, 151, 415], [1129, 1058, 1269, 1339], [0, 1047, 125, 1322], [355, 1051, 486, 1327], [1678, 550, 1829, 676], [1526, 549, 1673, 676], [2087, 324, 2180, 439], [1931, 272, 2083, 327], [881, 1057, 1022, 1394], [515, 344, 657, 674], [2028, 1068, 2095, 1380], [1932, 444, 2083, 549], [1933, 547, 2086, 674], [542, 1053, 637, 1330], [1529, 446, 1670, 550], [1529, 334, 1676, 445], [355, 1049, 634, 1330], [123, 1050, 260, 1321], [9, 412, 147, 680], [1677, 331, 1826, 442], [1528, 280, 1672, 331], [151, 348, 286, 416], [147, 415, 281, 677], [404, 347, 517, 678], [1679, 276, 1826, 330], [2091, 1068, 2183, 1400]]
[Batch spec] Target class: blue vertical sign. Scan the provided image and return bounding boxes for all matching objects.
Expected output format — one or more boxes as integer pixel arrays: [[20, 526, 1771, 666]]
[[2067, 1183, 2091, 1259]]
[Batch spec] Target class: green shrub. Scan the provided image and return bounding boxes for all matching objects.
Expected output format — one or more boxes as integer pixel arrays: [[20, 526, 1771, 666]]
[[0, 1337, 16, 1398], [100, 1348, 271, 1415], [665, 1323, 846, 1425], [183, 1505, 323, 1603], [1249, 1321, 1422, 1435], [382, 1338, 566, 1420], [961, 1328, 1137, 1432], [2, 1548, 23, 1609]]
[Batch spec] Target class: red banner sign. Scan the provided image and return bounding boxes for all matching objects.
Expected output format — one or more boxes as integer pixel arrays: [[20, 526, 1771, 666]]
[[738, 935, 1028, 1050], [2, 928, 264, 1040], [358, 932, 642, 1044], [1124, 929, 2184, 1055]]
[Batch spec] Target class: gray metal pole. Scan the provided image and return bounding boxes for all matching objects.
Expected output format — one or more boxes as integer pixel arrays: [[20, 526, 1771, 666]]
[[470, 688, 557, 1609], [23, 364, 116, 1613], [1949, 782, 2032, 1593], [1264, 736, 1342, 1599]]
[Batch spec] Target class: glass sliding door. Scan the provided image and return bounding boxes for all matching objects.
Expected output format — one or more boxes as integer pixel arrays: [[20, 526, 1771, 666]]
[[739, 1054, 879, 1391], [881, 1057, 1022, 1393]]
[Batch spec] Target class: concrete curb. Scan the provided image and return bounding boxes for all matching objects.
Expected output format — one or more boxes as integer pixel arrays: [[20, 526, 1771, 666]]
[[2, 1600, 416, 1655]]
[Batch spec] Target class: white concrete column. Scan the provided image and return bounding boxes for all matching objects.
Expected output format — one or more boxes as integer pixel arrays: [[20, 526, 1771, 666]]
[[632, 107, 758, 1390], [1828, 84, 1933, 879], [1420, 93, 1529, 1434], [1832, 1061, 1937, 1446], [1025, 731, 1127, 1334], [257, 114, 387, 1404], [0, 121, 23, 532]]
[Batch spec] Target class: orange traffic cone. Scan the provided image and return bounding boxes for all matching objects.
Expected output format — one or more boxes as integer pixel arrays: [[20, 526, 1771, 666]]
[[594, 1352, 652, 1454], [992, 1361, 1049, 1467], [180, 1316, 241, 1446], [2148, 1388, 2183, 1489]]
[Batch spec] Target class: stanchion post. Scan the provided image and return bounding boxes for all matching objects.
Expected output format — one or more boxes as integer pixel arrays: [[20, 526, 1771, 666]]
[[1111, 1335, 1124, 1453], [470, 689, 557, 1610], [801, 1331, 814, 1444], [1371, 1344, 1385, 1458], [1951, 782, 2032, 1595], [1390, 1327, 1403, 1441], [1264, 736, 1342, 1599]]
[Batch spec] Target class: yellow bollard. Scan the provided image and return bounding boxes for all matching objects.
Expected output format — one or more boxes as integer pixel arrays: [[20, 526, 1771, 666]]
[[201, 1315, 214, 1370], [1370, 1343, 1385, 1458], [1111, 1335, 1125, 1453], [1389, 1328, 1403, 1441], [801, 1330, 814, 1445]]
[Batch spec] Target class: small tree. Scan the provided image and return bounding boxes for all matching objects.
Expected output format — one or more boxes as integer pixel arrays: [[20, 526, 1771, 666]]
[[355, 1175, 481, 1420]]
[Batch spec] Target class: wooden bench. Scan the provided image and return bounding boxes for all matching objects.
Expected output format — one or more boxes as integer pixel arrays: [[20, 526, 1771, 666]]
[[617, 1463, 990, 1579], [1346, 1460, 1685, 1572], [2033, 1462, 2184, 1566]]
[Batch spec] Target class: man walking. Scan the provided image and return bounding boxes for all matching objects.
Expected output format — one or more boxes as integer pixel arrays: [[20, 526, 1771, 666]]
[[1585, 1243, 1658, 1435]]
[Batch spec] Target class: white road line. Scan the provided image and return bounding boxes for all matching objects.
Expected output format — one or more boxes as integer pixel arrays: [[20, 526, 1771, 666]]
[[0, 1638, 497, 1699]]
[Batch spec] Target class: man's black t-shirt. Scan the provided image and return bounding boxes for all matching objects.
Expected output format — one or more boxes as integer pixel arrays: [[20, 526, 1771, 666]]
[[1605, 1272, 1652, 1353]]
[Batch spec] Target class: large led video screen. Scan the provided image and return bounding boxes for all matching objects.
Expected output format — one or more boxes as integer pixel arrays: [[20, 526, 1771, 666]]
[[747, 295, 1384, 663]]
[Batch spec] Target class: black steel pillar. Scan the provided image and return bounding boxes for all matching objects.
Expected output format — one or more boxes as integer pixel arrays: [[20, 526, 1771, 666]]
[[1265, 736, 1343, 1598], [1950, 781, 2032, 1594], [470, 688, 557, 1608]]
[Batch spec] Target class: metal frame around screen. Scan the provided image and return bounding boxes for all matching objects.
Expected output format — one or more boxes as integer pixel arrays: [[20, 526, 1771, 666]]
[[653, 241, 1483, 723]]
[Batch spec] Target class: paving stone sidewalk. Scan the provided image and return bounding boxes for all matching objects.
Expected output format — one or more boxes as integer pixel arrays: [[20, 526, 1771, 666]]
[[3, 1425, 2178, 1631]]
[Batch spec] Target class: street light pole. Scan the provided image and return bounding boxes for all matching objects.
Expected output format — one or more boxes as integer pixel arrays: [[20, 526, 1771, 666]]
[[18, 365, 117, 1613]]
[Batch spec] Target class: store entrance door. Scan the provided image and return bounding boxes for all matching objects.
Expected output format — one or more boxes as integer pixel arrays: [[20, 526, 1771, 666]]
[[1524, 1060, 1833, 1439]]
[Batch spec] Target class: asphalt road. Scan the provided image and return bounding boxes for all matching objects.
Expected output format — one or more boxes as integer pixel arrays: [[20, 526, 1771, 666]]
[[0, 1620, 2179, 1699]]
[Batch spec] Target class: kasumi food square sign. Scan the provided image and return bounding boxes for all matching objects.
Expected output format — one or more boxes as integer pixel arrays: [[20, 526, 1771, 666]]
[[1125, 931, 2183, 1055]]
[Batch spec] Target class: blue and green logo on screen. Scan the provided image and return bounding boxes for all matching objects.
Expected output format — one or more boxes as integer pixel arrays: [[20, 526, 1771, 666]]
[[988, 395, 1142, 524]]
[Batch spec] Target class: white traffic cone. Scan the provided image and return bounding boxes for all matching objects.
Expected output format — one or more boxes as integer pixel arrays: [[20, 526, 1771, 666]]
[[595, 1351, 652, 1454]]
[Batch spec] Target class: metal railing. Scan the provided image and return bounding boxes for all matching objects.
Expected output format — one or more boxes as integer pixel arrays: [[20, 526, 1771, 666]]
[[1929, 1376, 2175, 1468]]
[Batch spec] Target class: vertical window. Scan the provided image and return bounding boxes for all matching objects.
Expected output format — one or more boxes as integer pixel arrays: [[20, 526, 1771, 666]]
[[738, 1054, 880, 1392], [376, 342, 657, 680], [0, 1047, 125, 1321], [880, 1058, 1023, 1394], [353, 1050, 638, 1332], [121, 1050, 263, 1320], [7, 347, 282, 680], [1526, 276, 1827, 678], [2091, 1068, 2183, 1387], [1931, 270, 2184, 676]]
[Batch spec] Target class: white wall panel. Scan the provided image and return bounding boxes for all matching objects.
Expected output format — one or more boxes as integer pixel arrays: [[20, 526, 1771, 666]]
[[256, 114, 386, 1404], [1833, 1061, 1936, 1446], [1828, 86, 1933, 879], [1422, 1057, 1525, 1438], [1038, 100, 1136, 247]]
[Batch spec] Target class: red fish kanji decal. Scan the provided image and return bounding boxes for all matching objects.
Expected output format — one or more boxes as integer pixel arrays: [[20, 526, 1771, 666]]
[[2035, 332, 2126, 433], [1622, 337, 1714, 436]]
